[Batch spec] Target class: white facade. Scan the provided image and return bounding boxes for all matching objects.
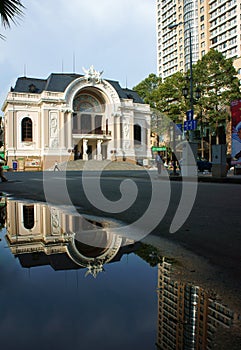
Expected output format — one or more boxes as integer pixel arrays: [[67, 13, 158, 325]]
[[2, 68, 152, 170]]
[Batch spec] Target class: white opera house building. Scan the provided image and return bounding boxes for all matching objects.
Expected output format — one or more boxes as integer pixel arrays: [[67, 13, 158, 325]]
[[2, 66, 152, 170]]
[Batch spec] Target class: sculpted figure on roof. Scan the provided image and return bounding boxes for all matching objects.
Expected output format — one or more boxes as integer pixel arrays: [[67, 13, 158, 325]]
[[82, 65, 103, 84]]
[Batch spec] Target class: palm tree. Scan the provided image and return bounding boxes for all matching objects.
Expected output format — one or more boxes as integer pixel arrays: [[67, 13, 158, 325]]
[[0, 0, 25, 38]]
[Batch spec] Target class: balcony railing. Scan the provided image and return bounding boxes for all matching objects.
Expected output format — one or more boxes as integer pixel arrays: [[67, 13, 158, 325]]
[[72, 129, 111, 136]]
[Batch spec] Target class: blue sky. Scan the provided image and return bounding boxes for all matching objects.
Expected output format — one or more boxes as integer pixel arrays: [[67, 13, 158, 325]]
[[0, 0, 157, 113]]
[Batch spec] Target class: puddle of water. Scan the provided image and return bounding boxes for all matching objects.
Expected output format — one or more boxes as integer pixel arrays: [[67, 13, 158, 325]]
[[0, 195, 240, 350]]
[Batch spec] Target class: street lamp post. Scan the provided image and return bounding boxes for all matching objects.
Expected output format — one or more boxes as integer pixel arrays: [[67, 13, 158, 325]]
[[168, 22, 202, 146], [168, 22, 195, 128], [200, 110, 205, 159], [188, 28, 194, 116]]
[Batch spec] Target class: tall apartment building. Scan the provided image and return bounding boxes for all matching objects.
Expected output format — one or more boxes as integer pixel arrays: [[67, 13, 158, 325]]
[[157, 0, 241, 80]]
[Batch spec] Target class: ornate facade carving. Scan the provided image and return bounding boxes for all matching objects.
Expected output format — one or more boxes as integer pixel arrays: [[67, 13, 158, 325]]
[[49, 112, 59, 149]]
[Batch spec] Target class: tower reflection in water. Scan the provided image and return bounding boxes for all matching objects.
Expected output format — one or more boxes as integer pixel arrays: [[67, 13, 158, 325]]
[[5, 198, 136, 277], [156, 258, 239, 350]]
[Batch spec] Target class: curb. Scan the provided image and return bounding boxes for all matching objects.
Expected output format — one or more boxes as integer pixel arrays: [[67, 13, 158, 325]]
[[168, 174, 241, 184]]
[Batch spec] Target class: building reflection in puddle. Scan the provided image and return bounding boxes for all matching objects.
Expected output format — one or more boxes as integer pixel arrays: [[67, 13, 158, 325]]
[[1, 195, 240, 348], [5, 197, 136, 278], [156, 258, 239, 349]]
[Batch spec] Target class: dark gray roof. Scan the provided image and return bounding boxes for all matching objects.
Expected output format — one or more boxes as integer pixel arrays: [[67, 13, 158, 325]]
[[45, 73, 82, 92], [13, 77, 47, 93], [122, 88, 144, 103], [12, 73, 144, 103], [104, 80, 144, 103]]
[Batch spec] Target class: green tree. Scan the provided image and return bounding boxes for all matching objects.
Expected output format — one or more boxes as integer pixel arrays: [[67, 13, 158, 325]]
[[193, 49, 241, 142], [133, 72, 187, 123], [133, 72, 187, 139], [156, 72, 187, 124], [133, 73, 162, 108], [134, 243, 162, 267], [133, 50, 241, 146], [0, 0, 25, 38], [133, 74, 167, 137]]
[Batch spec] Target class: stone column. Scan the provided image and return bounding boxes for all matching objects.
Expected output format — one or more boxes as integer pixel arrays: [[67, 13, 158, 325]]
[[83, 139, 88, 160], [97, 139, 102, 160], [59, 110, 65, 149], [65, 112, 70, 150], [43, 110, 49, 148]]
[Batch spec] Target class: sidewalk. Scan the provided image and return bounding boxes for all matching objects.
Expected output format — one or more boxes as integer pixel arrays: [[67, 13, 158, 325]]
[[145, 162, 241, 183], [4, 160, 241, 184], [165, 173, 241, 184], [168, 169, 241, 184], [197, 171, 241, 184]]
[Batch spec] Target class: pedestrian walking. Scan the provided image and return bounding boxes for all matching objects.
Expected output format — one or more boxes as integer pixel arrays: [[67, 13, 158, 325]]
[[155, 151, 162, 176], [54, 161, 60, 171]]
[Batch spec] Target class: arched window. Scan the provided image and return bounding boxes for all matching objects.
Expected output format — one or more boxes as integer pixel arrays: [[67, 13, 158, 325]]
[[134, 124, 142, 145], [23, 205, 34, 229], [81, 114, 92, 134], [21, 117, 32, 142], [95, 115, 102, 134], [73, 93, 105, 134], [73, 94, 103, 113]]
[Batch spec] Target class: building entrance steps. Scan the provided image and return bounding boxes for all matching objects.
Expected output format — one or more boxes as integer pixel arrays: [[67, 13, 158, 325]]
[[49, 160, 145, 171]]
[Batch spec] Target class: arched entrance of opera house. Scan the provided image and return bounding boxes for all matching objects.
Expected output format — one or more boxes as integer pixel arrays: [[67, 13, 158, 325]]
[[72, 87, 111, 161]]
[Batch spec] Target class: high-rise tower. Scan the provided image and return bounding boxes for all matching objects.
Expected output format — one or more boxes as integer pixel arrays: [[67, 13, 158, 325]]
[[157, 0, 241, 80]]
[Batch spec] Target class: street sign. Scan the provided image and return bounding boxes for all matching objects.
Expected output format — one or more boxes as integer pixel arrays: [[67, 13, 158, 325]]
[[184, 119, 197, 131], [186, 109, 194, 121], [152, 146, 166, 151], [184, 120, 191, 131]]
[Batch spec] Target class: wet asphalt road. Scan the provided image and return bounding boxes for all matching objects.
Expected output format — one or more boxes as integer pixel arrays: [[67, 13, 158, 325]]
[[1, 170, 241, 284]]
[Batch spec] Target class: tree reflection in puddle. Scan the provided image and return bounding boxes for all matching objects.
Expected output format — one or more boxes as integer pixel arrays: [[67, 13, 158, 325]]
[[0, 194, 240, 349]]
